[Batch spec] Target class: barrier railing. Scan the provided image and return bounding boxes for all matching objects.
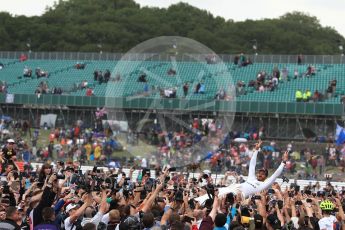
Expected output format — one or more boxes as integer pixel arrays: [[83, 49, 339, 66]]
[[1, 94, 343, 116], [0, 51, 344, 64]]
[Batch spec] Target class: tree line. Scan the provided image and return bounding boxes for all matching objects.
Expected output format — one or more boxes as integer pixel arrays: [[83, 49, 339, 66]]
[[0, 0, 344, 54]]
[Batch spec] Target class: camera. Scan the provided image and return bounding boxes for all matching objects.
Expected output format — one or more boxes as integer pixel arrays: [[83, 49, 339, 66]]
[[226, 193, 235, 205], [304, 190, 312, 195], [267, 188, 275, 194], [174, 189, 184, 203], [56, 174, 65, 180], [295, 200, 303, 205], [277, 200, 283, 209]]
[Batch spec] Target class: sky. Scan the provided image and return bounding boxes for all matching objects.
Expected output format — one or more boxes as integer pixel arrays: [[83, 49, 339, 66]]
[[0, 0, 344, 37]]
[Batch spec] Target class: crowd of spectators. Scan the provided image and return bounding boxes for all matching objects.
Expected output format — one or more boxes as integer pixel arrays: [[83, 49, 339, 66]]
[[1, 132, 345, 230], [1, 111, 345, 229]]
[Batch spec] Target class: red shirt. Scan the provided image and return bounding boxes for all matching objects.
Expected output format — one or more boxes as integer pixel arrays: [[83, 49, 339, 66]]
[[86, 88, 93, 96]]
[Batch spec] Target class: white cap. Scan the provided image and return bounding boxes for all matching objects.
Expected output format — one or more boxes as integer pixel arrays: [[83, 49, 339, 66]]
[[203, 170, 211, 175], [65, 203, 78, 213], [7, 139, 15, 143]]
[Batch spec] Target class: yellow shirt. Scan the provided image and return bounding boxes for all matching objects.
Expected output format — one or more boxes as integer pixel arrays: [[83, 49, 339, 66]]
[[84, 143, 92, 160], [94, 145, 102, 159]]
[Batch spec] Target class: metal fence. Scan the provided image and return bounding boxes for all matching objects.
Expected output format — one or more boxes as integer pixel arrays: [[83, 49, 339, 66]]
[[1, 94, 343, 116], [0, 51, 345, 64]]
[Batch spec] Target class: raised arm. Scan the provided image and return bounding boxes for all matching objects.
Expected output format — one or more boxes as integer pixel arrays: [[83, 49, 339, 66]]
[[248, 141, 262, 180]]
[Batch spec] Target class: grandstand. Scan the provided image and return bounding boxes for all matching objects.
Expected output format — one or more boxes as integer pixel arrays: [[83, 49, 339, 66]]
[[0, 52, 344, 139]]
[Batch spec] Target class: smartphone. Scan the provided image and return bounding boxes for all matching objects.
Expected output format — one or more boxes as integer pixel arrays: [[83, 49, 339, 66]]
[[202, 174, 209, 179], [36, 182, 44, 188], [294, 185, 300, 192], [169, 167, 177, 172], [277, 200, 284, 209]]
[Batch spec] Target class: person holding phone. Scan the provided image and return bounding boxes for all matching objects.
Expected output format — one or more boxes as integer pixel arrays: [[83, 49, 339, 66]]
[[196, 141, 289, 205]]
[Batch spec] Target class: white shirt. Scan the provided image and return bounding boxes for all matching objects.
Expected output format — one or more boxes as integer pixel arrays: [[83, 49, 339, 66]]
[[81, 211, 104, 227], [64, 217, 75, 230], [101, 213, 109, 224], [318, 215, 336, 230], [240, 150, 285, 198], [195, 150, 285, 204], [141, 158, 147, 168]]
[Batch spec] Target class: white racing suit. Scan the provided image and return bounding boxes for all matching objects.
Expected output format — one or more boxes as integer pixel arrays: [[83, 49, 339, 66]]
[[195, 150, 285, 204]]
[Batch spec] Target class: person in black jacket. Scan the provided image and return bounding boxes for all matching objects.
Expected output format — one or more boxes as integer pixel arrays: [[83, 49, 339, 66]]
[[0, 206, 21, 230], [31, 174, 57, 227]]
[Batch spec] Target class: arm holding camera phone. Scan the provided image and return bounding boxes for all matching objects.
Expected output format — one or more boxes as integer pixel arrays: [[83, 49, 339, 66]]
[[334, 197, 345, 221], [275, 203, 285, 226], [141, 181, 164, 213], [209, 191, 220, 222]]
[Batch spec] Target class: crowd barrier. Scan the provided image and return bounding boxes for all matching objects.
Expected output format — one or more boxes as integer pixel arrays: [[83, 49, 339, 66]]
[[31, 163, 345, 190]]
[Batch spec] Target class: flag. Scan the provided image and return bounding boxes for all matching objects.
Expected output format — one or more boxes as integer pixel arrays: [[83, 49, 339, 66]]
[[336, 124, 343, 140], [336, 124, 345, 146]]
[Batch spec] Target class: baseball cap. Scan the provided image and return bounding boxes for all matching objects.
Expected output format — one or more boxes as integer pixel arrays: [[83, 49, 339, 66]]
[[7, 139, 15, 143], [65, 203, 78, 213]]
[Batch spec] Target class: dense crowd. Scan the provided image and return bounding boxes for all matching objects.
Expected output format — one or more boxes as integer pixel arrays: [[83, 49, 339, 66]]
[[0, 139, 345, 230]]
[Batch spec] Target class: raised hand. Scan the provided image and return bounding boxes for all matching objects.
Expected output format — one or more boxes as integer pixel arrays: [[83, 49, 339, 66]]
[[255, 140, 263, 150], [282, 151, 289, 162]]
